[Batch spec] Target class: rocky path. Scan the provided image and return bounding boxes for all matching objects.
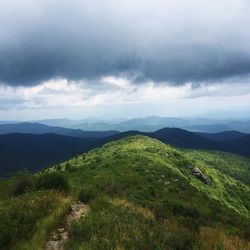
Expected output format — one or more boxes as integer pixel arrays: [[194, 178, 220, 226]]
[[44, 202, 89, 250]]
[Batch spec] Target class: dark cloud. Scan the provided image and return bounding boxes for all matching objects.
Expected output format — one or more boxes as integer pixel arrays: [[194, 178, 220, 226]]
[[0, 0, 250, 86]]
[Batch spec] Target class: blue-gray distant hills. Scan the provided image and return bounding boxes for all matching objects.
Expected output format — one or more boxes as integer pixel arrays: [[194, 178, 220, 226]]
[[35, 116, 250, 133], [0, 124, 249, 177], [2, 116, 249, 133], [0, 122, 118, 138]]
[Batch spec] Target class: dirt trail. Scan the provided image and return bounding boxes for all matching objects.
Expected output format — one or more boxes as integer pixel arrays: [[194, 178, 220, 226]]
[[44, 201, 89, 250]]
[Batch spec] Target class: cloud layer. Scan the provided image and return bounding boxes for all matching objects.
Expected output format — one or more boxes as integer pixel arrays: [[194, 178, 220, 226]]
[[1, 0, 250, 86]]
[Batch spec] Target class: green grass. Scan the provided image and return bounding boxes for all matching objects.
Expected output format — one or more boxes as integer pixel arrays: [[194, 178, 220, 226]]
[[19, 194, 70, 250], [0, 190, 71, 250], [47, 136, 250, 219], [183, 149, 250, 185], [1, 135, 250, 249], [65, 197, 195, 250]]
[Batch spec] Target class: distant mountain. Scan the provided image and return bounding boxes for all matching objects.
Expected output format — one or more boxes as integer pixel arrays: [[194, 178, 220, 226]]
[[73, 122, 119, 131], [0, 122, 118, 138], [227, 120, 250, 133], [106, 128, 250, 157], [185, 123, 232, 133], [35, 118, 82, 128], [150, 128, 250, 157], [198, 131, 247, 141], [67, 116, 204, 132], [36, 118, 126, 129], [117, 117, 250, 133], [2, 116, 249, 133], [223, 135, 250, 158], [150, 127, 217, 148], [185, 121, 250, 133], [119, 116, 189, 127], [35, 116, 250, 133], [0, 121, 20, 125]]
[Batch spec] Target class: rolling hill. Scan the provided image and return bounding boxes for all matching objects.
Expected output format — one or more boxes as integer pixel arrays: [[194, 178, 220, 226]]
[[0, 136, 249, 249]]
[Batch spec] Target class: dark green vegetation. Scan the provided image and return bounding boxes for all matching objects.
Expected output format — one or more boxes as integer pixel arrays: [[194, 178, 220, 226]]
[[0, 172, 71, 249], [0, 136, 249, 249], [0, 133, 101, 177]]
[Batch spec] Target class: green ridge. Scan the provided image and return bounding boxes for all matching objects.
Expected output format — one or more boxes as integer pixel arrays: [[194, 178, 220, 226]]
[[1, 135, 249, 249]]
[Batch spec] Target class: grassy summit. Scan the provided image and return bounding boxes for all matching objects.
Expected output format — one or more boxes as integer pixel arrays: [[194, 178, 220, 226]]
[[0, 135, 250, 249]]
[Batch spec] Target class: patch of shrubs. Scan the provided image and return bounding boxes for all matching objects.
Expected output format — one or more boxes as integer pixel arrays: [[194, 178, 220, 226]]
[[78, 185, 97, 203], [36, 173, 69, 192], [8, 174, 33, 196]]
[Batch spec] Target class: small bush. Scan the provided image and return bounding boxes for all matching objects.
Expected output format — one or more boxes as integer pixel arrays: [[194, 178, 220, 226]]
[[78, 186, 97, 203], [9, 176, 33, 196], [36, 173, 69, 192], [68, 221, 86, 241]]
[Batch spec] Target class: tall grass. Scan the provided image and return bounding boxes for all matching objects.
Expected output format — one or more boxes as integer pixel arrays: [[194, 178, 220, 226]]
[[65, 197, 195, 250], [198, 227, 250, 250], [0, 190, 71, 250]]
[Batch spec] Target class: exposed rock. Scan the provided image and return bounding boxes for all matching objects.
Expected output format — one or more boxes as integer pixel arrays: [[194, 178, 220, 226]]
[[57, 228, 65, 234], [190, 167, 210, 184]]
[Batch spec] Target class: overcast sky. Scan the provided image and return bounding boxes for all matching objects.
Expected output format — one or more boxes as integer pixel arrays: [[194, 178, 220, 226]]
[[0, 0, 250, 120]]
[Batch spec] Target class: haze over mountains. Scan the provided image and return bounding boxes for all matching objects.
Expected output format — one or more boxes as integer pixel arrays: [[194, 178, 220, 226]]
[[1, 116, 250, 133], [0, 122, 117, 138], [36, 116, 250, 133]]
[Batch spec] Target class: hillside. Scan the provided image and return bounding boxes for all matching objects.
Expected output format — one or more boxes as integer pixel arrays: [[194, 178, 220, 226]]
[[1, 136, 249, 249]]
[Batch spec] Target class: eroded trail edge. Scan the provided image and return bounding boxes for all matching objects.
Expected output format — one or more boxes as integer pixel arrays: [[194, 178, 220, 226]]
[[45, 201, 89, 250]]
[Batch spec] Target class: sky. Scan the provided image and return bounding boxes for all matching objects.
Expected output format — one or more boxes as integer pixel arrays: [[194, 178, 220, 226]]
[[0, 0, 250, 120]]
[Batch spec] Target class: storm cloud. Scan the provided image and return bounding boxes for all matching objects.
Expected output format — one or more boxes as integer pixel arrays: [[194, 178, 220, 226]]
[[1, 0, 250, 86]]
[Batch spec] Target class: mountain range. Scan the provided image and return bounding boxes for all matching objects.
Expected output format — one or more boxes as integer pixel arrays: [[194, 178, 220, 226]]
[[0, 122, 117, 138], [32, 116, 250, 133], [1, 116, 250, 133], [0, 126, 249, 177]]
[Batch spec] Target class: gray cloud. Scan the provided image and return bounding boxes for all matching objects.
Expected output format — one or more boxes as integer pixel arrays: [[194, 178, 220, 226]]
[[1, 0, 250, 86]]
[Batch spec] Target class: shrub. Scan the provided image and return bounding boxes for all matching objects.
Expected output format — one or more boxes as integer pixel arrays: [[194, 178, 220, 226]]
[[8, 176, 33, 196], [68, 221, 86, 241], [78, 185, 97, 203], [36, 173, 69, 192]]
